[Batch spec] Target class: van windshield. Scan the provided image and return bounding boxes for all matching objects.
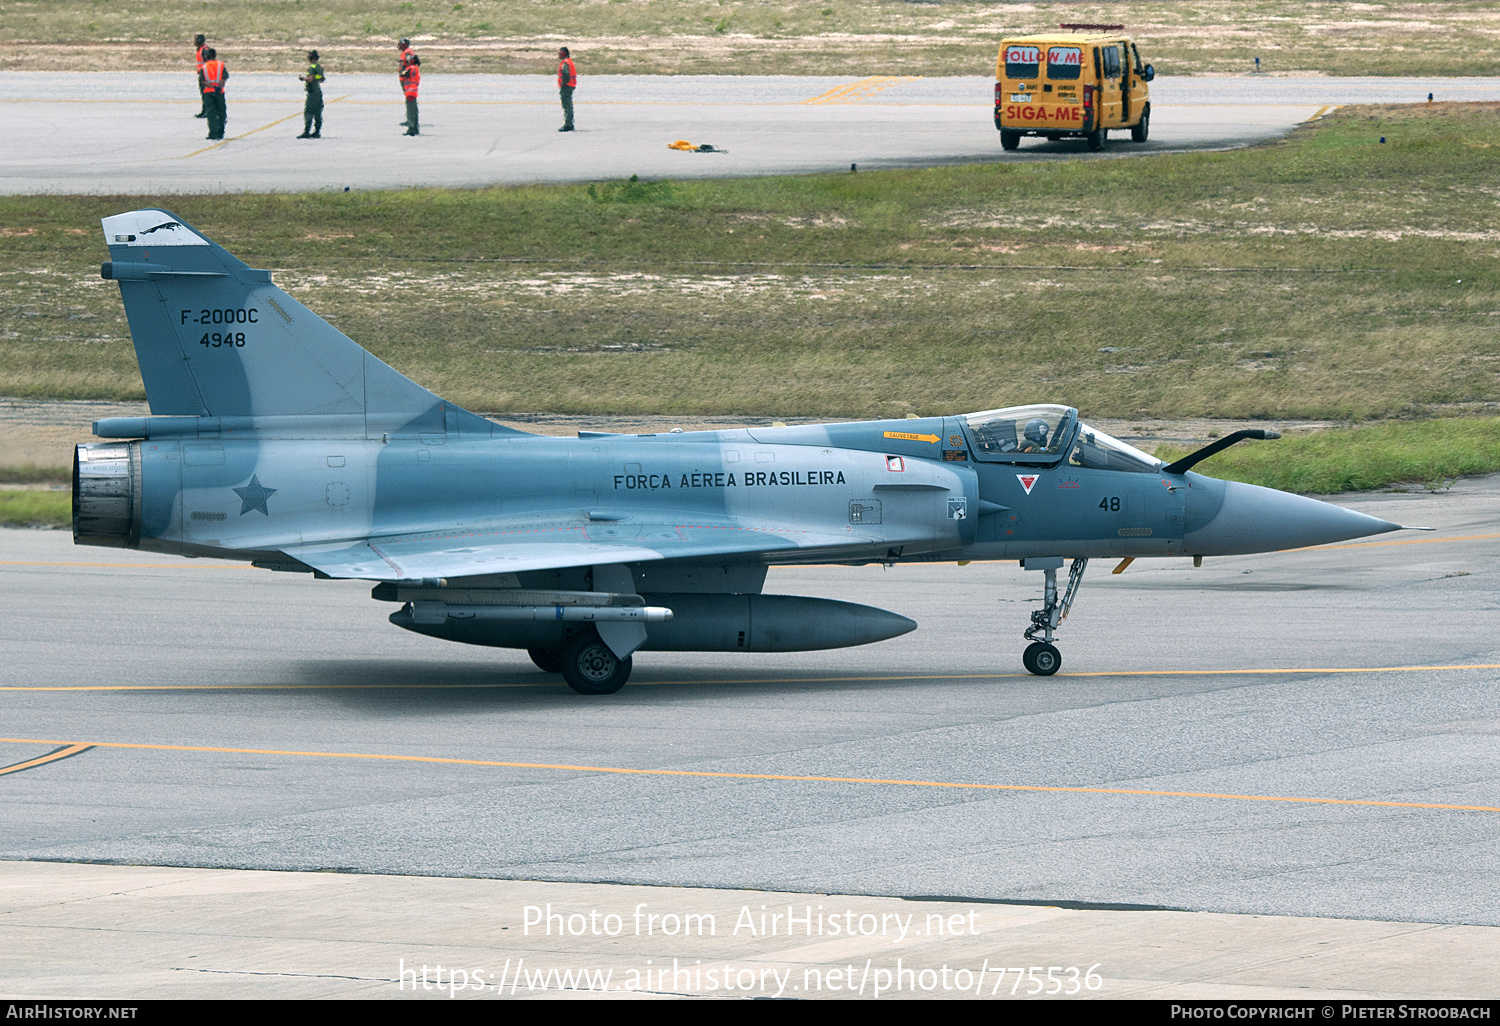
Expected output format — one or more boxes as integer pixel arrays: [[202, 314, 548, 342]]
[[1004, 44, 1041, 79], [1047, 46, 1083, 80]]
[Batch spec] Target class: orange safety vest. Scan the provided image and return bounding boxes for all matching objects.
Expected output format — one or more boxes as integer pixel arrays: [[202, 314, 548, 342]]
[[202, 59, 226, 93], [195, 45, 207, 74], [558, 58, 576, 88], [401, 63, 420, 99]]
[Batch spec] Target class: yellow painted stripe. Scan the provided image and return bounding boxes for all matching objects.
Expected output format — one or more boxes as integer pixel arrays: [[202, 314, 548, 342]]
[[0, 561, 251, 570], [803, 76, 887, 104], [11, 99, 1346, 110], [3, 664, 1498, 694], [0, 529, 1485, 575], [2, 528, 1476, 570], [0, 743, 93, 778], [2, 736, 1495, 813], [802, 76, 918, 105], [1294, 531, 1500, 552], [16, 99, 269, 105], [175, 95, 349, 158]]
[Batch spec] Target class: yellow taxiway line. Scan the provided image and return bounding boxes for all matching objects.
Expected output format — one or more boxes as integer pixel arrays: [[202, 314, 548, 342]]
[[2, 528, 1491, 575], [0, 560, 251, 569], [0, 743, 94, 778], [2, 663, 1497, 693], [1293, 530, 1500, 552], [2, 735, 1496, 813], [175, 95, 350, 158]]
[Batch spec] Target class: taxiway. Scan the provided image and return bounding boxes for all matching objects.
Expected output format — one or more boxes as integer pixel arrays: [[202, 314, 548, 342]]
[[2, 476, 1497, 928], [5, 73, 1497, 193]]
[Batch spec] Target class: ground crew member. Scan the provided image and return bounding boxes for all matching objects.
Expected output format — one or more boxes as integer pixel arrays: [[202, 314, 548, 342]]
[[201, 47, 228, 140], [194, 34, 208, 118], [297, 50, 324, 138], [557, 47, 576, 131], [398, 38, 420, 135]]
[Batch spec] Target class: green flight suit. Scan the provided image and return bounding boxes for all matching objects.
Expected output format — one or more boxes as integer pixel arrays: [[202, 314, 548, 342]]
[[302, 62, 325, 137]]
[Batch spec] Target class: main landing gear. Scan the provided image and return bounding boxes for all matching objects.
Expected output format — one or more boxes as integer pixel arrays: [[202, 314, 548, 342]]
[[1022, 557, 1087, 676], [533, 630, 634, 695]]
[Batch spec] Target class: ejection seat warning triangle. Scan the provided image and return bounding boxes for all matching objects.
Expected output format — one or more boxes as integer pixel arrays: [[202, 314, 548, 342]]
[[1017, 474, 1039, 495]]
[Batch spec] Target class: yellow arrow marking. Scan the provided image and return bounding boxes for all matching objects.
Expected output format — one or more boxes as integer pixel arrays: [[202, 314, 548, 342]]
[[801, 76, 919, 105], [883, 431, 940, 444]]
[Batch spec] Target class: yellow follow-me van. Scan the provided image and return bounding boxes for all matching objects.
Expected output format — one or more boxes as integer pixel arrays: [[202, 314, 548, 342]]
[[994, 24, 1155, 152]]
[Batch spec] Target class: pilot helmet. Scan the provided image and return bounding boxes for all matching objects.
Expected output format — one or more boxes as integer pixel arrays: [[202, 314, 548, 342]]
[[1023, 418, 1050, 447]]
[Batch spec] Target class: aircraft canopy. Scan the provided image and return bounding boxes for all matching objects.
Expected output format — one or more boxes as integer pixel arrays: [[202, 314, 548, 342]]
[[963, 404, 1162, 473]]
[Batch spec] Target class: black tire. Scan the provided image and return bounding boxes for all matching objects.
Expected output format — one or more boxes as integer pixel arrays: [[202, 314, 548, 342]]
[[999, 129, 1021, 151], [1131, 104, 1150, 143], [528, 647, 562, 674], [1086, 128, 1105, 152], [1023, 642, 1062, 676], [561, 631, 633, 695]]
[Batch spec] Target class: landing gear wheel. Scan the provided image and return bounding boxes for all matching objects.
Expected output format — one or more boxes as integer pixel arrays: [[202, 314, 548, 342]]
[[528, 647, 562, 674], [1087, 128, 1105, 152], [1023, 642, 1062, 676], [561, 632, 633, 695], [1131, 104, 1150, 143], [1000, 129, 1021, 151]]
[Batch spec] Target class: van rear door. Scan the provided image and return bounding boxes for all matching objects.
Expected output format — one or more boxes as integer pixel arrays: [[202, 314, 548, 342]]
[[1045, 44, 1084, 116], [1096, 43, 1124, 127]]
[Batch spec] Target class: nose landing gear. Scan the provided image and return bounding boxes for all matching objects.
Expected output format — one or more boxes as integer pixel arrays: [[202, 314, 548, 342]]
[[1021, 557, 1087, 676]]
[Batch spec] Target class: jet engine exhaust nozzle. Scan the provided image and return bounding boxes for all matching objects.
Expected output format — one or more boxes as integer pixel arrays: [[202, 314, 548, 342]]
[[73, 442, 140, 548]]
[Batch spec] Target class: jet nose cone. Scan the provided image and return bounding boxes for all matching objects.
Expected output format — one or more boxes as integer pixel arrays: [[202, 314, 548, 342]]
[[1184, 480, 1401, 556]]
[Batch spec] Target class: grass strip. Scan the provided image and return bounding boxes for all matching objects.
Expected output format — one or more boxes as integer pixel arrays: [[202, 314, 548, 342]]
[[0, 490, 70, 529], [1154, 418, 1500, 495], [2, 103, 1497, 421], [10, 1, 1500, 77], [0, 465, 71, 485]]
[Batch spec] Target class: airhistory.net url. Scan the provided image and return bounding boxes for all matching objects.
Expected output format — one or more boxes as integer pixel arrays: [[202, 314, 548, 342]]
[[397, 958, 1105, 998]]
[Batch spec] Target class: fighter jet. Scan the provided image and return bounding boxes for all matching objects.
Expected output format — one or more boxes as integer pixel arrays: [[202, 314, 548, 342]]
[[75, 210, 1409, 691]]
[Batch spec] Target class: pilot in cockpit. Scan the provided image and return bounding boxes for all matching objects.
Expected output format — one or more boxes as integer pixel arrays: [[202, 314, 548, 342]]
[[1019, 418, 1050, 453]]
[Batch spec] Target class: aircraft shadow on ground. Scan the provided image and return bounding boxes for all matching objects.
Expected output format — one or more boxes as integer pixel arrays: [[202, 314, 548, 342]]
[[283, 658, 1011, 712]]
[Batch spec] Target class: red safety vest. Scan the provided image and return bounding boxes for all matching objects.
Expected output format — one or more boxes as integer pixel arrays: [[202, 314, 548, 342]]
[[558, 58, 576, 88], [195, 45, 207, 74], [202, 59, 226, 93], [401, 63, 420, 99]]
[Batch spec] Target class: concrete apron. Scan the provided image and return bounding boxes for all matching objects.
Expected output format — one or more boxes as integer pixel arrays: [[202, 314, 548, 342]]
[[1, 861, 1495, 999]]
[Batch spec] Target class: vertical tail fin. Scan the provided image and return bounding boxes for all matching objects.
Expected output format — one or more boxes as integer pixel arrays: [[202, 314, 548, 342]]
[[101, 209, 501, 437]]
